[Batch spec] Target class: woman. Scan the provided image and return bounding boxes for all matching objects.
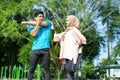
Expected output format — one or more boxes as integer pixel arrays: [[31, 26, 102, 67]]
[[53, 15, 86, 80]]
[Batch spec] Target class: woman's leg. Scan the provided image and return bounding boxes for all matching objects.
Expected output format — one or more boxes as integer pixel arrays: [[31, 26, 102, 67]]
[[75, 54, 82, 71], [66, 59, 76, 80]]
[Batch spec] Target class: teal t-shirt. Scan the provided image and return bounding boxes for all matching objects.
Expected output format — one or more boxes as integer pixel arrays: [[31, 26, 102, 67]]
[[27, 20, 51, 50]]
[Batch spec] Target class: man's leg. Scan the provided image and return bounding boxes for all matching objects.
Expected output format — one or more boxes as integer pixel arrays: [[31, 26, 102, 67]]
[[41, 48, 50, 80], [28, 50, 39, 80]]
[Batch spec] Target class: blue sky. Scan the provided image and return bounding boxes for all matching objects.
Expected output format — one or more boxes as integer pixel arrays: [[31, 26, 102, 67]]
[[93, 18, 118, 66]]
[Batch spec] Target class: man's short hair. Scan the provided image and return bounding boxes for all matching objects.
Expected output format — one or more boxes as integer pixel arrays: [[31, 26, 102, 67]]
[[34, 11, 44, 17]]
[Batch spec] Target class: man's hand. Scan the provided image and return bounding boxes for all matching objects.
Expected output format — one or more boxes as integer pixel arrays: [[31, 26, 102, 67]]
[[21, 21, 27, 25], [36, 16, 42, 25], [78, 45, 84, 54], [50, 21, 55, 30], [30, 17, 41, 37]]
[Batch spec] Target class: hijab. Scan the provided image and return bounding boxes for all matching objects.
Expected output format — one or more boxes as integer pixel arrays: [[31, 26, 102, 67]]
[[61, 15, 80, 41], [66, 15, 80, 29]]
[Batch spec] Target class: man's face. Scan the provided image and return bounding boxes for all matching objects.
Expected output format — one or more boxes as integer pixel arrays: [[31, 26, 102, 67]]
[[35, 14, 43, 21]]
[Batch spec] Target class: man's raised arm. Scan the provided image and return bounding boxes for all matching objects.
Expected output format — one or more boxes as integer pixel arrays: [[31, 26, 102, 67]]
[[21, 21, 47, 27]]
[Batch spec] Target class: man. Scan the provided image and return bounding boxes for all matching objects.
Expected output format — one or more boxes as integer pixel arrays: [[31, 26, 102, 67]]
[[21, 11, 53, 80]]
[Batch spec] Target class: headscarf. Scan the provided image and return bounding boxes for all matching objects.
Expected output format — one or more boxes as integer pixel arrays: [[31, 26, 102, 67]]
[[61, 15, 80, 40], [66, 15, 80, 29]]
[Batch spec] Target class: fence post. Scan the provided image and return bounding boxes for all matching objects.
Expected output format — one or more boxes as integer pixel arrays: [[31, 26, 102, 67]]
[[21, 65, 24, 80], [16, 65, 21, 79], [58, 69, 60, 80], [8, 65, 11, 80], [1, 67, 3, 79], [36, 64, 42, 80], [12, 65, 16, 79], [24, 64, 28, 80]]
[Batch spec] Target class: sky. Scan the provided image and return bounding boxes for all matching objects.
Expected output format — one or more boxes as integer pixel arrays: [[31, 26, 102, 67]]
[[93, 18, 119, 66]]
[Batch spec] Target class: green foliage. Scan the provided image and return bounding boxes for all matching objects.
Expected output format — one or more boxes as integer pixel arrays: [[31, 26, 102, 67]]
[[98, 0, 120, 39], [82, 59, 95, 79], [0, 0, 38, 66], [100, 58, 116, 66], [0, 1, 119, 79], [111, 44, 120, 62], [82, 22, 101, 60], [100, 44, 120, 66], [0, 0, 102, 66], [98, 0, 120, 67], [17, 41, 32, 64]]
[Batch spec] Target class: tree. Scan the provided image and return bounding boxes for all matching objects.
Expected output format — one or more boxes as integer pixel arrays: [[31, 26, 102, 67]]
[[97, 0, 120, 65], [111, 43, 120, 62], [82, 59, 95, 79], [0, 0, 38, 66], [97, 0, 120, 78], [0, 0, 110, 78]]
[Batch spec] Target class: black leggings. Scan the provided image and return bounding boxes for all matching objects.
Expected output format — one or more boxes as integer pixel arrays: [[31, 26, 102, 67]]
[[65, 54, 82, 80], [28, 48, 50, 80]]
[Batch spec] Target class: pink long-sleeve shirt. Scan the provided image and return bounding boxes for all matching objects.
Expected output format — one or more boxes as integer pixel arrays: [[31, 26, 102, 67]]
[[53, 27, 86, 64]]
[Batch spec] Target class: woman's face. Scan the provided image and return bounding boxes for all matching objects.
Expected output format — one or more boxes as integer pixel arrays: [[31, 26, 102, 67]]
[[65, 15, 80, 28], [66, 17, 70, 27]]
